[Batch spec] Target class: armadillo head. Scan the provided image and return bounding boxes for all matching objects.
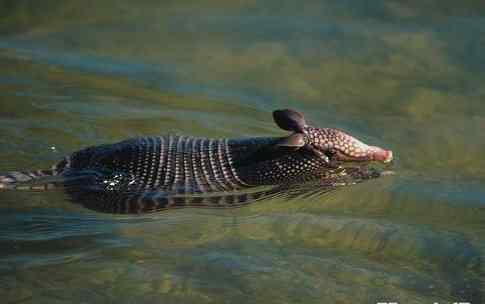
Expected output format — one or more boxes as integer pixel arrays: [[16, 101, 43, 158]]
[[305, 127, 393, 163], [273, 109, 393, 164]]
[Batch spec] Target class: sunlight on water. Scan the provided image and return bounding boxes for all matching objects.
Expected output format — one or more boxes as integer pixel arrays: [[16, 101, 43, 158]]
[[0, 1, 484, 303]]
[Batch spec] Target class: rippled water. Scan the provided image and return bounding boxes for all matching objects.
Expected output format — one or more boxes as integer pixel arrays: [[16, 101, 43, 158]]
[[1, 1, 484, 303]]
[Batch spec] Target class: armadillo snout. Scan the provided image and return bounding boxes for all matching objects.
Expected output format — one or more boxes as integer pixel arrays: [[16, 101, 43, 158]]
[[368, 146, 393, 163]]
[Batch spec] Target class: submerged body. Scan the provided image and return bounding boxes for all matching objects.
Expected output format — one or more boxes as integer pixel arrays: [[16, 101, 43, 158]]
[[0, 109, 393, 213]]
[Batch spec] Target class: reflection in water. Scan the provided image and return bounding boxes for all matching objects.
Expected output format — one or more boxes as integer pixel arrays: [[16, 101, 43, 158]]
[[0, 0, 484, 303], [65, 166, 381, 213], [1, 164, 383, 213]]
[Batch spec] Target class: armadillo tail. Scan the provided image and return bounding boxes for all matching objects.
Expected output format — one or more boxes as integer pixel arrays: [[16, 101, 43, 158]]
[[0, 169, 59, 191]]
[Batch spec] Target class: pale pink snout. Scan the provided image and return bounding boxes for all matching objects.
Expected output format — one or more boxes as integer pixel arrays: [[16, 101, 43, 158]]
[[368, 146, 393, 163]]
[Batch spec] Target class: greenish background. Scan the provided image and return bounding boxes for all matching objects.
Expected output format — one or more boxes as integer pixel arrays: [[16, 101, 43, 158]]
[[0, 1, 484, 303]]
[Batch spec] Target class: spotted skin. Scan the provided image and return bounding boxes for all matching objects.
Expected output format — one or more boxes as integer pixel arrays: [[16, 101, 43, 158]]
[[305, 126, 393, 163]]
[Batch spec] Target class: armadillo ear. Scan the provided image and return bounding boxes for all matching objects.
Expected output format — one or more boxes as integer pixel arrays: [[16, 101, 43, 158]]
[[273, 109, 307, 133], [275, 133, 305, 149]]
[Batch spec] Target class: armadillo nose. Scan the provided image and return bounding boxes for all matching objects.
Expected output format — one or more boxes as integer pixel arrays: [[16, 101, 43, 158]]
[[370, 146, 393, 163], [383, 150, 393, 163]]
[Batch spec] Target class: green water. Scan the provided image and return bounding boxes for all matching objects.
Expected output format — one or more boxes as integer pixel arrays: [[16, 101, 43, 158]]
[[0, 1, 484, 303]]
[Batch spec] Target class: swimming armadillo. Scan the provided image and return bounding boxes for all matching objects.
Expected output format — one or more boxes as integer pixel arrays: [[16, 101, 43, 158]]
[[0, 109, 392, 212]]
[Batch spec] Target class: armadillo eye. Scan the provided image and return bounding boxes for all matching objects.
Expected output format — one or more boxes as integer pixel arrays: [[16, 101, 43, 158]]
[[324, 148, 337, 159]]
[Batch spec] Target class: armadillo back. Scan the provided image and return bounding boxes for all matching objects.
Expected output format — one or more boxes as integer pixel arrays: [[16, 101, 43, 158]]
[[65, 136, 257, 193]]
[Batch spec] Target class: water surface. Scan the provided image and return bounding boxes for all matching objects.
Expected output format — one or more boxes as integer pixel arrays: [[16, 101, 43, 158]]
[[0, 1, 484, 303]]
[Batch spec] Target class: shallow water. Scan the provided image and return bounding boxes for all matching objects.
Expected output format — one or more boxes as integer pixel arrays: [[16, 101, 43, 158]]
[[0, 1, 484, 303]]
